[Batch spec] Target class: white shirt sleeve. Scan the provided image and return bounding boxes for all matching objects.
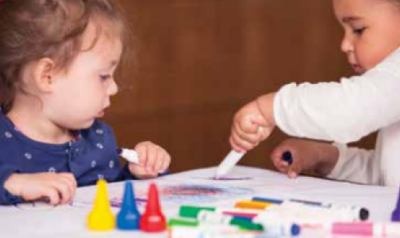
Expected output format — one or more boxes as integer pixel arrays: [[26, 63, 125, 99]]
[[273, 47, 400, 143], [327, 143, 380, 185]]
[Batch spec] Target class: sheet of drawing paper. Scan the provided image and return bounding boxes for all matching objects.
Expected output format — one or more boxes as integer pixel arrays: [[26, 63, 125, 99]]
[[0, 166, 397, 238]]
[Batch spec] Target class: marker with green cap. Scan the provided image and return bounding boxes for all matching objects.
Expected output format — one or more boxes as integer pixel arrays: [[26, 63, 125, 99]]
[[178, 206, 262, 231], [179, 205, 263, 219], [178, 206, 301, 236]]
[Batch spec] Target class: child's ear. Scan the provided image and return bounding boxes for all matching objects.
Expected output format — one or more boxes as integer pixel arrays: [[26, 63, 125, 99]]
[[33, 58, 56, 93]]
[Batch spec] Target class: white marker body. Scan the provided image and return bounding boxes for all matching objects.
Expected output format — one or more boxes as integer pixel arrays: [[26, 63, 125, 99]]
[[120, 148, 139, 164], [215, 150, 245, 179]]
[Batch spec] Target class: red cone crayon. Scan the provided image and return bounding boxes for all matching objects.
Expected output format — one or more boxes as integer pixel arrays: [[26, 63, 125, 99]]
[[140, 183, 166, 232]]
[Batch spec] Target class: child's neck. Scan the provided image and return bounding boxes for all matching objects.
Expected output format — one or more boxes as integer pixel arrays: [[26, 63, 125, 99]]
[[7, 103, 74, 145]]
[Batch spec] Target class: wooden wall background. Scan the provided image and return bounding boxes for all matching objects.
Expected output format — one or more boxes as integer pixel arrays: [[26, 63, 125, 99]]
[[105, 0, 376, 173]]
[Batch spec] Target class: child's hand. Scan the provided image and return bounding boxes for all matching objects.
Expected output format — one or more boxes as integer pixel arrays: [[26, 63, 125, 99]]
[[128, 141, 171, 179], [4, 173, 77, 205], [270, 138, 339, 179], [230, 94, 276, 152]]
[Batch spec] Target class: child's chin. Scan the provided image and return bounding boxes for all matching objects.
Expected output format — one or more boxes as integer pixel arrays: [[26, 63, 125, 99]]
[[77, 120, 96, 129]]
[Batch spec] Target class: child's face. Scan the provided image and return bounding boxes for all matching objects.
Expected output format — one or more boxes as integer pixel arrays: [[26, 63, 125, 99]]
[[45, 23, 122, 130], [333, 0, 400, 74]]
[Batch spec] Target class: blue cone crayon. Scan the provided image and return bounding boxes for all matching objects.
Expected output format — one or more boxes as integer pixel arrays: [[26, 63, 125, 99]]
[[391, 184, 400, 221], [282, 151, 293, 165], [117, 181, 141, 230]]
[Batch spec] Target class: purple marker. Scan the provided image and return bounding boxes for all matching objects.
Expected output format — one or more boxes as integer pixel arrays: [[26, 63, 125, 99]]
[[391, 184, 400, 221], [282, 151, 293, 165]]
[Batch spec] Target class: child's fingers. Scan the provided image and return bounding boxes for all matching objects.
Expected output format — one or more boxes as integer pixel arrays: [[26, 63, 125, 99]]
[[59, 173, 77, 196], [258, 127, 273, 141], [154, 150, 170, 172], [41, 186, 61, 205], [229, 137, 245, 153], [128, 163, 145, 175], [47, 178, 73, 204], [270, 152, 290, 173], [288, 163, 301, 179], [135, 144, 148, 166], [57, 182, 73, 204], [232, 122, 260, 144], [237, 116, 259, 134], [159, 155, 171, 173], [144, 146, 158, 172], [249, 115, 271, 128], [57, 178, 75, 203], [152, 153, 164, 173], [230, 132, 256, 151]]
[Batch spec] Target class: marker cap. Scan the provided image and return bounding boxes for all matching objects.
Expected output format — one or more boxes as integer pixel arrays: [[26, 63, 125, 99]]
[[360, 208, 369, 221], [230, 218, 264, 231], [179, 206, 216, 218], [168, 218, 199, 227]]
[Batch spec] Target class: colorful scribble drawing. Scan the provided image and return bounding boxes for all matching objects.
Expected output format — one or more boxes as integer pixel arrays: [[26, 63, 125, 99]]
[[157, 184, 252, 203], [12, 181, 254, 210], [107, 183, 253, 208]]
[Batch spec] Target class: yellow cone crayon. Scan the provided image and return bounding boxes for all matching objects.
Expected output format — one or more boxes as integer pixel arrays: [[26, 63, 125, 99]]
[[87, 179, 115, 231]]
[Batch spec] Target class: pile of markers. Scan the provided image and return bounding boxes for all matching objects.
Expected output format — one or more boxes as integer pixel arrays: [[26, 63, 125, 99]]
[[168, 196, 400, 238]]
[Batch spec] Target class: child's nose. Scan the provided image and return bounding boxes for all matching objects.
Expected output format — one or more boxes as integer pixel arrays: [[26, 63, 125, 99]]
[[340, 35, 354, 54], [107, 79, 119, 96]]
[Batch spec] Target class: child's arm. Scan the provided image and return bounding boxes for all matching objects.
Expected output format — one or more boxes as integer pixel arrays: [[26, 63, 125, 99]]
[[270, 138, 339, 178], [272, 47, 400, 144], [270, 139, 380, 185], [2, 173, 77, 205], [232, 47, 400, 149], [128, 141, 171, 179], [327, 143, 378, 185]]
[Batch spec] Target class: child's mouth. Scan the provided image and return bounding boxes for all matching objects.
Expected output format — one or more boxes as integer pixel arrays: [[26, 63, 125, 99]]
[[351, 64, 364, 75], [97, 111, 105, 117]]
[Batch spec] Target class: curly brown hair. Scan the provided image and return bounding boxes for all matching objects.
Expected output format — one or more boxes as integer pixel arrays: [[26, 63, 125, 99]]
[[0, 0, 128, 113]]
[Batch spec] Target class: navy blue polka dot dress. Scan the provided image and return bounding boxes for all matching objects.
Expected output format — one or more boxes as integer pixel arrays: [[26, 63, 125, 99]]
[[0, 108, 136, 204]]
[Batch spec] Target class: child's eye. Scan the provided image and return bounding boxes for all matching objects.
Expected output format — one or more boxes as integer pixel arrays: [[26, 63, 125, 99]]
[[100, 74, 111, 81], [353, 27, 365, 35]]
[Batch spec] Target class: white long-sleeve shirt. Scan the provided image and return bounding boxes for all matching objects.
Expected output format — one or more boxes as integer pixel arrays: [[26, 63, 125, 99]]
[[274, 47, 400, 187]]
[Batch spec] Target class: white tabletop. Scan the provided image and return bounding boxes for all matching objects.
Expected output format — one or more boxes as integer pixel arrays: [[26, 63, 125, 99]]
[[0, 166, 398, 238]]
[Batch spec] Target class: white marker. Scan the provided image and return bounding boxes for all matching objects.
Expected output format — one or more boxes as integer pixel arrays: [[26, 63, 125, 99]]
[[214, 150, 245, 179], [117, 148, 139, 164]]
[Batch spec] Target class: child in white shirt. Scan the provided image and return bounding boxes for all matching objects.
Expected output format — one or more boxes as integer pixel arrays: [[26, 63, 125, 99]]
[[229, 0, 400, 187]]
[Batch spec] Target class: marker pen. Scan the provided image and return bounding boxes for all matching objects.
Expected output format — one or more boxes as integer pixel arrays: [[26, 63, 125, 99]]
[[179, 205, 266, 220], [117, 147, 169, 175], [235, 201, 274, 210], [215, 150, 245, 179], [117, 148, 139, 164], [254, 204, 358, 225], [169, 226, 288, 238], [328, 222, 400, 237], [281, 151, 293, 165], [252, 196, 369, 221], [179, 207, 300, 236], [168, 218, 239, 231]]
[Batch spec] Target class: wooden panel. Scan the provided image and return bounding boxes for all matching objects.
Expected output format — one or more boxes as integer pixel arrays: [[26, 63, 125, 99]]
[[105, 0, 376, 173]]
